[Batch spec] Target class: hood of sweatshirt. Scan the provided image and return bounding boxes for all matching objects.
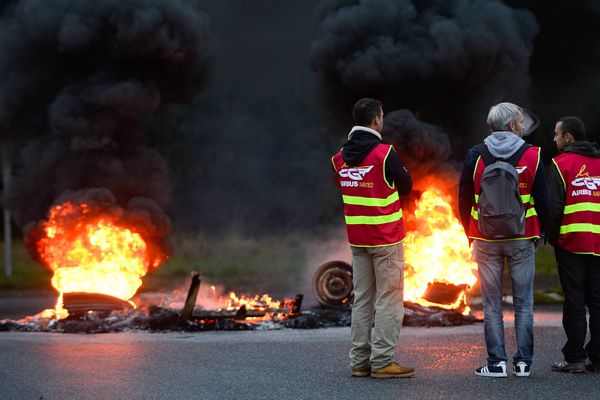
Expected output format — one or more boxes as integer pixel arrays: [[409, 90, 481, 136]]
[[564, 141, 600, 158], [341, 127, 382, 166], [483, 131, 525, 159]]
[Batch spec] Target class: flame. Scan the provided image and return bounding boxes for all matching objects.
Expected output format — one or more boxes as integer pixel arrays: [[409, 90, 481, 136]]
[[33, 201, 167, 317], [404, 186, 478, 314], [206, 286, 295, 322], [222, 292, 284, 311]]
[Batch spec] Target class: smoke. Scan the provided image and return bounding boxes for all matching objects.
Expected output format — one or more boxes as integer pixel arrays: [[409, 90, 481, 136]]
[[310, 0, 538, 151], [382, 109, 457, 189], [0, 0, 212, 233], [4, 1, 600, 241]]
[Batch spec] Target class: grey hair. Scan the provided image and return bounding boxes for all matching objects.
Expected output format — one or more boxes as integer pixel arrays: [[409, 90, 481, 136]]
[[487, 102, 522, 131]]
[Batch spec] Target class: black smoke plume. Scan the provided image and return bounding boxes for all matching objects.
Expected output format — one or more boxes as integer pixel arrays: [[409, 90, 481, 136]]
[[310, 0, 539, 154], [382, 109, 456, 189], [0, 0, 211, 241], [381, 109, 460, 220]]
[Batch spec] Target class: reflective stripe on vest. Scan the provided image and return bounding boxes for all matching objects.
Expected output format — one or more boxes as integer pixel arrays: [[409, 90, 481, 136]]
[[332, 143, 405, 247], [342, 192, 399, 207], [467, 146, 541, 241], [553, 153, 600, 256], [345, 210, 403, 225]]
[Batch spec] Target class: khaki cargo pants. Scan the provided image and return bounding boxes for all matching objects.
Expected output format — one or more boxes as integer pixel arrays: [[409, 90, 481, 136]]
[[349, 243, 405, 370]]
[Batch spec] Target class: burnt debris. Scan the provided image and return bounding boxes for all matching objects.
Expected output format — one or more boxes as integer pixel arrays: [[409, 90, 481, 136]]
[[0, 267, 481, 332], [62, 292, 134, 318], [0, 301, 479, 333], [0, 272, 480, 333]]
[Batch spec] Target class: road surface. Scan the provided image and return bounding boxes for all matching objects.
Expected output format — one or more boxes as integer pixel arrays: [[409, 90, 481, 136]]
[[1, 306, 599, 400]]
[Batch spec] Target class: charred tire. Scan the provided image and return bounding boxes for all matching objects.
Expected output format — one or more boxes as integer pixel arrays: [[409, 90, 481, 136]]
[[312, 260, 353, 308]]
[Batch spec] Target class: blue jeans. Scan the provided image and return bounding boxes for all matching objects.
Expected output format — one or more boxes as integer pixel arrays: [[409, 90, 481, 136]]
[[473, 239, 535, 366]]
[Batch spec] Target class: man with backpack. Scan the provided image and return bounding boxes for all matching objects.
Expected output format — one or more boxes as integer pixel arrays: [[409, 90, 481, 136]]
[[547, 117, 600, 373], [459, 102, 549, 378]]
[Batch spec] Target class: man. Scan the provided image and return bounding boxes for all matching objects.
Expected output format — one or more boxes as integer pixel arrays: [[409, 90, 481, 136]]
[[548, 116, 600, 373], [331, 98, 414, 379], [458, 102, 549, 378]]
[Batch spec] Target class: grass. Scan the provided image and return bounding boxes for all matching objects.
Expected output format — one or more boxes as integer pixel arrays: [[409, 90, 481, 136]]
[[0, 233, 330, 297], [0, 240, 52, 290], [0, 235, 562, 302], [144, 233, 311, 295], [535, 244, 558, 276]]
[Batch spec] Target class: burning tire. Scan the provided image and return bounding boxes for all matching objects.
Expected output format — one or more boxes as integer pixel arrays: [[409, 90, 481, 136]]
[[312, 261, 353, 308]]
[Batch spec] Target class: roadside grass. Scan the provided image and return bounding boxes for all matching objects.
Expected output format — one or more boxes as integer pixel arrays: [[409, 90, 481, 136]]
[[0, 236, 561, 303], [0, 241, 52, 290], [143, 233, 309, 295], [0, 234, 317, 296], [535, 244, 558, 276], [533, 244, 563, 303]]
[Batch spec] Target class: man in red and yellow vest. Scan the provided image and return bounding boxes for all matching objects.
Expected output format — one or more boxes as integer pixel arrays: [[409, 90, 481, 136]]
[[458, 102, 549, 378], [548, 116, 600, 373], [331, 98, 414, 379]]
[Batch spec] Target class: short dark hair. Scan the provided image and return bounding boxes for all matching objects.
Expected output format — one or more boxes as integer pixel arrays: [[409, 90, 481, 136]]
[[558, 116, 587, 140], [353, 98, 382, 126]]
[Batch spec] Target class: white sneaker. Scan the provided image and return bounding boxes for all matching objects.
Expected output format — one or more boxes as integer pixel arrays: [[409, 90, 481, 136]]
[[475, 361, 507, 378], [513, 361, 531, 377]]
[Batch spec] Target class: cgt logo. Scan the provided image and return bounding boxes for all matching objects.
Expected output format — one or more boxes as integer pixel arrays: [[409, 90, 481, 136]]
[[573, 164, 600, 190], [339, 165, 373, 181], [572, 176, 600, 190]]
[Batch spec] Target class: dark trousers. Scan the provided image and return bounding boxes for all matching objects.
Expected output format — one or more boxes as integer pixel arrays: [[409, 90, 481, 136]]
[[554, 246, 600, 364]]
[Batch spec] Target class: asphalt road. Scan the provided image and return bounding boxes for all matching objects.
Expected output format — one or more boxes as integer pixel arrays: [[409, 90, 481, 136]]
[[1, 307, 599, 400]]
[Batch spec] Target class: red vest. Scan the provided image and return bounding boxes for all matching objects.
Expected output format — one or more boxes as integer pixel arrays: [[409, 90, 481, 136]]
[[332, 144, 405, 247], [468, 146, 541, 241], [553, 152, 600, 256]]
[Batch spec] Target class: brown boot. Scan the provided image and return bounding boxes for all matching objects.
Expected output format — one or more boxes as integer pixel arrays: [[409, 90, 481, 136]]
[[351, 364, 371, 377], [371, 362, 415, 379]]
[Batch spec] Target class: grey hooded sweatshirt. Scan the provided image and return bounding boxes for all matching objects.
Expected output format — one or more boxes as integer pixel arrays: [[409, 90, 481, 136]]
[[484, 131, 526, 159]]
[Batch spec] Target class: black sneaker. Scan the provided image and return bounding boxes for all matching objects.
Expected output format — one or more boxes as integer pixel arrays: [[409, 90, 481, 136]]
[[475, 361, 507, 378], [551, 360, 586, 373], [513, 361, 531, 377]]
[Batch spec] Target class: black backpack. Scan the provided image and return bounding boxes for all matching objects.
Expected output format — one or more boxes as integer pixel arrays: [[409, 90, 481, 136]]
[[474, 143, 530, 239]]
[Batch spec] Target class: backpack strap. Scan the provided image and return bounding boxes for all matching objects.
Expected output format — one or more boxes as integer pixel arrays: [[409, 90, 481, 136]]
[[475, 142, 531, 167], [474, 143, 495, 165]]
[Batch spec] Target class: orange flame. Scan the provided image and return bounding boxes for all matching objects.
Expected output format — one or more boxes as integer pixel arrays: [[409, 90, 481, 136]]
[[34, 201, 167, 313], [404, 186, 478, 314], [206, 286, 295, 322]]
